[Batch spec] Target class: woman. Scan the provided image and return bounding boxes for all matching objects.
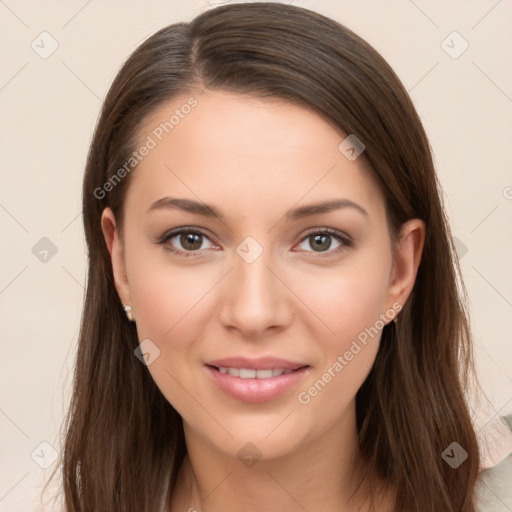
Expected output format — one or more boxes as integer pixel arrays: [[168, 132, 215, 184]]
[[48, 2, 484, 510]]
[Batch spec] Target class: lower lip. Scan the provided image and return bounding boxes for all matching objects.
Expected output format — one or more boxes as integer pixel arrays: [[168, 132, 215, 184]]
[[205, 366, 309, 403]]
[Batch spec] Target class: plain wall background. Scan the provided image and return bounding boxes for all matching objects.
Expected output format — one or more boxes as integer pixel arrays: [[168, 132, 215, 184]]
[[0, 1, 511, 510]]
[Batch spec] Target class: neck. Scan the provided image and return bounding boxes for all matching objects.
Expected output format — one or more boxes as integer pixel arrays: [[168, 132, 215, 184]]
[[169, 400, 388, 512]]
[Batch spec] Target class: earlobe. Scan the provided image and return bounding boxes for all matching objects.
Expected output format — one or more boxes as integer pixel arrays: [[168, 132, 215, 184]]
[[387, 218, 426, 314], [100, 208, 133, 314]]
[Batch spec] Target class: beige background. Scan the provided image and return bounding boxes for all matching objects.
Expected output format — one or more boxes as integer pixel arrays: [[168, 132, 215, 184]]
[[0, 1, 511, 510]]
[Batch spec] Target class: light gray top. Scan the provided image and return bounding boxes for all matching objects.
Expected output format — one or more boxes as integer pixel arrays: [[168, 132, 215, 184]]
[[475, 454, 512, 511]]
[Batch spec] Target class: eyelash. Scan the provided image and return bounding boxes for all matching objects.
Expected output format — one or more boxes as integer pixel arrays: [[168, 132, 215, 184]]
[[156, 227, 353, 258]]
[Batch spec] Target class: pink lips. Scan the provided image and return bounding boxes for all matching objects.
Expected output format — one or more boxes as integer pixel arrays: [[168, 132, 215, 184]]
[[205, 356, 310, 403]]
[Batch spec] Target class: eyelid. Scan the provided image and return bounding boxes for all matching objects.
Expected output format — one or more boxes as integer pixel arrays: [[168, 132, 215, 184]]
[[299, 227, 353, 245]]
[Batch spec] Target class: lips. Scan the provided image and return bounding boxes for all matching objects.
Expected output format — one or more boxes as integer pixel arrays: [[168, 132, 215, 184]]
[[205, 357, 310, 402]]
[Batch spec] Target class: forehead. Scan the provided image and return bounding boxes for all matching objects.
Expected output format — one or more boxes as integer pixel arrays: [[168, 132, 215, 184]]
[[125, 90, 385, 222]]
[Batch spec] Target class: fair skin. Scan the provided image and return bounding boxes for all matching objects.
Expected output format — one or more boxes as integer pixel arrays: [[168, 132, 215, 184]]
[[101, 90, 425, 512]]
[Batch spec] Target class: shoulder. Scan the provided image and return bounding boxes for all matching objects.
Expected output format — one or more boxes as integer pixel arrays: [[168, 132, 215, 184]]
[[474, 453, 512, 511]]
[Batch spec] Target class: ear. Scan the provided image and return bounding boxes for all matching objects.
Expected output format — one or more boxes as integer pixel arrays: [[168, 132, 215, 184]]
[[100, 207, 133, 314], [385, 218, 426, 317]]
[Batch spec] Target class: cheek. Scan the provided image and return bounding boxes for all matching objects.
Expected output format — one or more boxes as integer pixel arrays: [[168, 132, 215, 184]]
[[297, 256, 392, 346], [295, 277, 389, 422], [127, 245, 215, 341], [294, 253, 391, 403], [127, 260, 214, 419]]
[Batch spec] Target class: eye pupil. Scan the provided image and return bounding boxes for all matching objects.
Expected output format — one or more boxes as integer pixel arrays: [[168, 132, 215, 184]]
[[311, 234, 331, 252], [181, 232, 202, 250]]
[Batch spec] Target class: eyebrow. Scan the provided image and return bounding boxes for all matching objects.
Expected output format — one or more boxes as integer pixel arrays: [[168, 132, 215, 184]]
[[147, 197, 368, 220]]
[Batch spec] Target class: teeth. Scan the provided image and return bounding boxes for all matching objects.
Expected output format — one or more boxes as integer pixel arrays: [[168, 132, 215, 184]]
[[217, 367, 296, 379]]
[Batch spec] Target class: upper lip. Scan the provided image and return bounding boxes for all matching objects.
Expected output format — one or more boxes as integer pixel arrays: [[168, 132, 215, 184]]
[[205, 357, 309, 371]]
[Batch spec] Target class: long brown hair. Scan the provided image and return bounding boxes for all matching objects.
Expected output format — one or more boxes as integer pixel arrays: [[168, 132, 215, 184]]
[[45, 3, 481, 511]]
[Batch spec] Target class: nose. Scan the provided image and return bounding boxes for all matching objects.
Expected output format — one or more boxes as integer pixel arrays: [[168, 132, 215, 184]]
[[218, 247, 294, 339]]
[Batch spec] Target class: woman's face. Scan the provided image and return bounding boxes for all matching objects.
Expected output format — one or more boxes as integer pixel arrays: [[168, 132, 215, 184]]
[[102, 90, 422, 462]]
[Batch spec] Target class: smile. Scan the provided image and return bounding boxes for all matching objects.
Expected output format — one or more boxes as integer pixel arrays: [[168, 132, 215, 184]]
[[204, 357, 310, 402], [213, 367, 296, 379]]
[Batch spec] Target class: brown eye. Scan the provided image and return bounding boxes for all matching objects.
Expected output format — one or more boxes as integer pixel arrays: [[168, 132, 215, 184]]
[[178, 232, 203, 251], [296, 229, 350, 254], [158, 228, 215, 256], [308, 233, 335, 252]]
